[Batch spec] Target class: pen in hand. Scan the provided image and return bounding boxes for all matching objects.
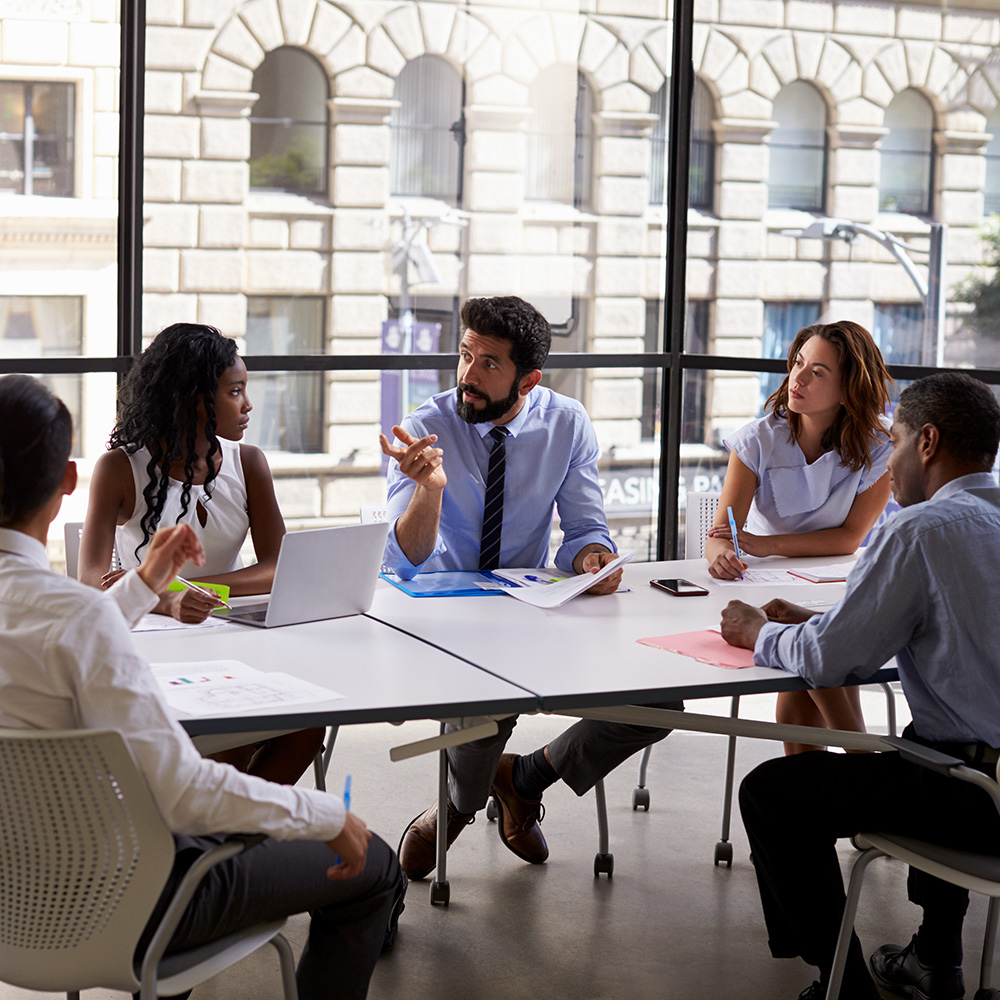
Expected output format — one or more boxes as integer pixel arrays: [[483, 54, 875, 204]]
[[726, 506, 744, 581], [175, 575, 232, 609]]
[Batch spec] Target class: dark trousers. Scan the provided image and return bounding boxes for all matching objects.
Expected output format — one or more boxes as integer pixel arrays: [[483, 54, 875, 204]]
[[446, 702, 682, 813], [739, 746, 1000, 998], [141, 833, 400, 1000]]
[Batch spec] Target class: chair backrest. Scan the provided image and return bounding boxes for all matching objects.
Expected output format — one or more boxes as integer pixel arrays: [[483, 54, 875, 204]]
[[0, 728, 174, 992], [360, 505, 389, 525], [63, 522, 121, 581], [685, 492, 721, 560], [63, 521, 83, 580]]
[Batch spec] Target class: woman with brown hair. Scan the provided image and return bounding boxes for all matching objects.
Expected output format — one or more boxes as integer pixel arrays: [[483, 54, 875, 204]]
[[706, 320, 894, 753]]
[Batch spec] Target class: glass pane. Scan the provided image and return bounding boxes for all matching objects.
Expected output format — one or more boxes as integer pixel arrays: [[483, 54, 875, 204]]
[[390, 56, 463, 202], [879, 90, 933, 214], [0, 81, 26, 194], [768, 82, 826, 211], [0, 10, 117, 371], [249, 48, 327, 194], [31, 82, 75, 197]]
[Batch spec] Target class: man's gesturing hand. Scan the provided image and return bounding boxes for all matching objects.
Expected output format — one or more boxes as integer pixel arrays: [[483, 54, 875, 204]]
[[379, 425, 447, 492]]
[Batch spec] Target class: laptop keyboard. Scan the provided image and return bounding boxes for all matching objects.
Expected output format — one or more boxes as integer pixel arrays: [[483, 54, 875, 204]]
[[239, 609, 269, 622]]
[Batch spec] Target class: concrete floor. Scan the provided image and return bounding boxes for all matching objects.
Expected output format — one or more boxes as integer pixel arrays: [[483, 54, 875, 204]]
[[4, 688, 995, 1000]]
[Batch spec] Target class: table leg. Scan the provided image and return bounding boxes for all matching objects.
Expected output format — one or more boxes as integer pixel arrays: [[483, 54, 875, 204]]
[[431, 723, 450, 906]]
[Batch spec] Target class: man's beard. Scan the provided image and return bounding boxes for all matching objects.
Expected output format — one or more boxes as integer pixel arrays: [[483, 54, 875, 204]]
[[455, 378, 520, 424]]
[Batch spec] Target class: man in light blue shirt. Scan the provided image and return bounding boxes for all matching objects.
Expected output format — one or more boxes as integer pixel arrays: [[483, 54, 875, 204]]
[[379, 295, 676, 881], [721, 372, 1000, 1000]]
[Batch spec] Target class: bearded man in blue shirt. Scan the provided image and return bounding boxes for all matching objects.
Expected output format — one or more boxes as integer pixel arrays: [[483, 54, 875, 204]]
[[721, 371, 1000, 1000], [379, 295, 677, 881]]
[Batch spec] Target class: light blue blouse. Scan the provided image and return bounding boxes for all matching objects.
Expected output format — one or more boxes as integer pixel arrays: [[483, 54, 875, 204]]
[[723, 413, 892, 535]]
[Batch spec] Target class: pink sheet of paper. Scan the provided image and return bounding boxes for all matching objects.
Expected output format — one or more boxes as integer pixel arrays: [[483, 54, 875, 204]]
[[637, 630, 756, 670]]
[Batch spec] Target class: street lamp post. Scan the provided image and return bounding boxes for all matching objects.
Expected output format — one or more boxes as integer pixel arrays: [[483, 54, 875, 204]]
[[780, 217, 947, 366]]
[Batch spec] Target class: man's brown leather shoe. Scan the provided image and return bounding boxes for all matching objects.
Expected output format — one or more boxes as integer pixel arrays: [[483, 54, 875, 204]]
[[397, 801, 474, 880], [491, 753, 549, 864]]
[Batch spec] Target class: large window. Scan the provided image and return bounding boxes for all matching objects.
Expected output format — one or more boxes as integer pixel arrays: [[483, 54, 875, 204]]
[[525, 67, 593, 208], [249, 48, 328, 195], [9, 0, 998, 569], [0, 81, 74, 197], [389, 56, 465, 204], [879, 89, 934, 215], [767, 82, 827, 211]]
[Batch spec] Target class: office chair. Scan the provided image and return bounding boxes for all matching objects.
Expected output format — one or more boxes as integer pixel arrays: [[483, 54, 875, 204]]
[[63, 520, 121, 581], [826, 735, 1000, 1000], [0, 727, 298, 1000]]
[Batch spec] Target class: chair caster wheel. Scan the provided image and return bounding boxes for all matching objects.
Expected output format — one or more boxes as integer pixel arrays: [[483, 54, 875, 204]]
[[485, 796, 498, 822], [632, 787, 650, 811], [594, 853, 614, 877], [430, 880, 450, 906], [714, 841, 733, 867], [849, 835, 863, 851]]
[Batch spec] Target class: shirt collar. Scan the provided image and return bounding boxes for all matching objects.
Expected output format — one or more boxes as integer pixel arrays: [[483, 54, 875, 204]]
[[0, 527, 51, 569], [471, 390, 535, 441], [930, 472, 999, 502]]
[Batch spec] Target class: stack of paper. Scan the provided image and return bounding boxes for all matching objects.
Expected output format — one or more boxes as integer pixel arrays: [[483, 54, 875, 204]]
[[492, 552, 634, 609]]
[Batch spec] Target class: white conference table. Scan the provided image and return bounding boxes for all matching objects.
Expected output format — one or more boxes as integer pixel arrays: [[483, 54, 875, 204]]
[[132, 613, 537, 738], [367, 554, 898, 712]]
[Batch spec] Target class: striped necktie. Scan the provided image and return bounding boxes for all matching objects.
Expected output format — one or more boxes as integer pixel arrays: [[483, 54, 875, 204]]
[[479, 426, 508, 571]]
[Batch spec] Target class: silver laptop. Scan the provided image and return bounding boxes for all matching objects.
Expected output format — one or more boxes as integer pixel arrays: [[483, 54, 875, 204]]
[[214, 522, 390, 628]]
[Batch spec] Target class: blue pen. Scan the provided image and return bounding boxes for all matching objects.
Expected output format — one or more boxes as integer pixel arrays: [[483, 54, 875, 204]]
[[727, 505, 744, 581], [336, 775, 352, 864], [525, 574, 566, 584]]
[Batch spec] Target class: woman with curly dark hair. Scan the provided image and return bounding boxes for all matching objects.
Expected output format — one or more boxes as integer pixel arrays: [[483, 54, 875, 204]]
[[80, 322, 323, 783], [705, 320, 894, 753]]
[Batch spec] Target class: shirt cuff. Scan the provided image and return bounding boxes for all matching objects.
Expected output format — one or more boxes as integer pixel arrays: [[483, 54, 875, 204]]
[[107, 570, 160, 629], [382, 519, 447, 580], [557, 533, 617, 574], [752, 620, 791, 668]]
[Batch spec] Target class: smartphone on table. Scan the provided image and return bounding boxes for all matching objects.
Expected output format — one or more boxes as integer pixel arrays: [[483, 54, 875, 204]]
[[650, 578, 710, 597]]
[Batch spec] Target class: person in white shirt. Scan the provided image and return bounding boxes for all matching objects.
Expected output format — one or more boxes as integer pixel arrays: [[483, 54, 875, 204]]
[[0, 374, 404, 1000]]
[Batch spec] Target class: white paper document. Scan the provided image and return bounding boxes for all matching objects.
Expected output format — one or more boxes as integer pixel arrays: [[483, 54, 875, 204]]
[[492, 552, 635, 609], [713, 563, 855, 587], [134, 614, 229, 632], [152, 659, 343, 717]]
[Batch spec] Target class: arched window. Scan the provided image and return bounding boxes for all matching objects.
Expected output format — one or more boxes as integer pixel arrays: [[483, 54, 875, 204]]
[[249, 47, 328, 195], [879, 89, 934, 214], [984, 109, 1000, 216], [389, 56, 465, 205], [648, 77, 714, 209], [525, 67, 593, 208], [767, 82, 827, 211]]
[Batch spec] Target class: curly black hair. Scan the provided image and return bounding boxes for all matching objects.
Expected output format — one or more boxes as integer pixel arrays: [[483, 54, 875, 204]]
[[110, 323, 239, 559]]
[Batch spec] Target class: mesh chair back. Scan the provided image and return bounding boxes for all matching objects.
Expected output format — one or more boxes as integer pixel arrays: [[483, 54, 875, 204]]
[[63, 522, 121, 580], [0, 728, 174, 992], [685, 492, 721, 560]]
